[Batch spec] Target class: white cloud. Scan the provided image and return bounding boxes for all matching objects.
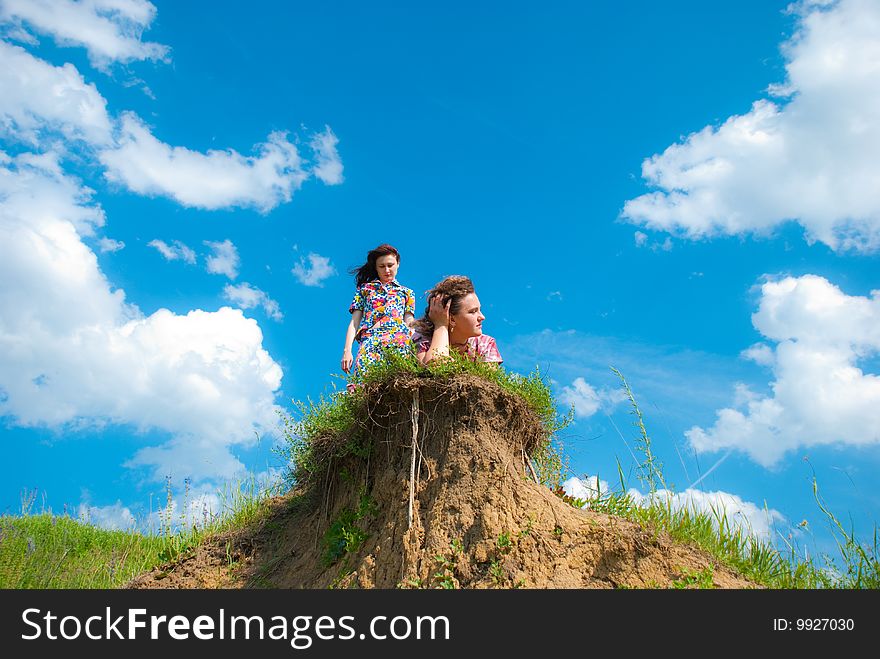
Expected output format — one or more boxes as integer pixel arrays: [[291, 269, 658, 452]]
[[633, 231, 673, 252], [0, 41, 113, 146], [0, 153, 283, 485], [687, 275, 880, 466], [558, 377, 626, 418], [147, 238, 195, 264], [223, 282, 283, 322], [628, 487, 785, 541], [204, 239, 239, 279], [100, 113, 310, 212], [622, 0, 880, 252], [563, 475, 610, 501], [291, 252, 335, 287], [740, 342, 775, 367], [98, 236, 125, 252], [0, 0, 170, 70], [1, 46, 342, 213], [310, 125, 344, 185], [78, 500, 136, 530], [565, 475, 784, 540]]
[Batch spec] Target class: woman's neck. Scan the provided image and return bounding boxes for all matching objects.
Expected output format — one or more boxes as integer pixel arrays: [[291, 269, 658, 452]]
[[449, 332, 468, 348]]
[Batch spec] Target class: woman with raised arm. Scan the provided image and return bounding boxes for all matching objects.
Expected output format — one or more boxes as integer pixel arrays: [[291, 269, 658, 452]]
[[411, 275, 502, 366]]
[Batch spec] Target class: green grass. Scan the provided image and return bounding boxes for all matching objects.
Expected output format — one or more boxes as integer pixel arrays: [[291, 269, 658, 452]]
[[0, 478, 282, 589], [557, 368, 880, 589]]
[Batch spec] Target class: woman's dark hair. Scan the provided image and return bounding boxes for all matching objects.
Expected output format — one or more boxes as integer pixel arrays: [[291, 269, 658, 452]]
[[411, 275, 475, 337], [350, 244, 400, 287]]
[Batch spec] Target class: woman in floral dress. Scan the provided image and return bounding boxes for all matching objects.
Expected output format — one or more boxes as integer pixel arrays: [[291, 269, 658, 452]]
[[341, 244, 416, 376]]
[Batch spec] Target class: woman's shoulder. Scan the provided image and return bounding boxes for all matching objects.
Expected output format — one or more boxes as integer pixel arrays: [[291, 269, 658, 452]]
[[469, 334, 502, 362]]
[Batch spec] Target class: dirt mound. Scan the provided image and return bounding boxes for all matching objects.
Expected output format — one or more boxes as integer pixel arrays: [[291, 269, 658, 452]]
[[127, 373, 755, 589]]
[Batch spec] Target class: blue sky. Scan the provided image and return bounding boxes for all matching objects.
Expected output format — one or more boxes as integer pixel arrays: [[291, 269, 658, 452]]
[[2, 0, 879, 561]]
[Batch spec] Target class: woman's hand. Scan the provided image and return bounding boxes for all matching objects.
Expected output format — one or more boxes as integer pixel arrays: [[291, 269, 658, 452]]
[[427, 294, 451, 327], [341, 350, 353, 373]]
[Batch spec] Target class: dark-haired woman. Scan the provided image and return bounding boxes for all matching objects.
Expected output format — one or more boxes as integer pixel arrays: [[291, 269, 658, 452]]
[[411, 275, 502, 366], [342, 244, 416, 375]]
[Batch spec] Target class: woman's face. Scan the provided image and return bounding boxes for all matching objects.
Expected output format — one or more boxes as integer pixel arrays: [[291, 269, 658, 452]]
[[450, 293, 485, 341], [375, 254, 399, 283]]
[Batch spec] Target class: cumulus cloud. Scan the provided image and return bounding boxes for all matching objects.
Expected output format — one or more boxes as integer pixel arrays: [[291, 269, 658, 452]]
[[558, 377, 626, 418], [204, 239, 239, 279], [565, 475, 783, 540], [563, 475, 610, 501], [147, 238, 195, 264], [686, 275, 880, 467], [740, 343, 775, 367], [1, 45, 342, 213], [292, 252, 335, 287], [223, 282, 283, 321], [0, 154, 283, 484], [0, 41, 113, 146], [310, 125, 344, 185], [100, 114, 309, 212], [98, 236, 125, 252], [628, 488, 785, 540], [78, 500, 136, 530], [622, 0, 880, 252], [0, 0, 170, 70]]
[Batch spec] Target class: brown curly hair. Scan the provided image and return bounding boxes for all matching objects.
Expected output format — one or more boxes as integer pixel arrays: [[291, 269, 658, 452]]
[[411, 275, 475, 337]]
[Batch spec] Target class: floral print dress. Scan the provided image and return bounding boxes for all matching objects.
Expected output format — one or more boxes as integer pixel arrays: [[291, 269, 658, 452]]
[[349, 279, 416, 373]]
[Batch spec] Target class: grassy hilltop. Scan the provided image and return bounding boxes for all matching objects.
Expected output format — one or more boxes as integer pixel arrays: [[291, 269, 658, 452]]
[[3, 353, 878, 589]]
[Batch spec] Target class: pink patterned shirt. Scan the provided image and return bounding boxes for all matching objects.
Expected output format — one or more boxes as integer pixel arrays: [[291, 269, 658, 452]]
[[412, 331, 503, 364]]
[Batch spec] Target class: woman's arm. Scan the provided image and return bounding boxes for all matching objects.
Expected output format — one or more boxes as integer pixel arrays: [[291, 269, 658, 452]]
[[404, 312, 415, 328], [342, 309, 363, 373], [417, 296, 451, 365]]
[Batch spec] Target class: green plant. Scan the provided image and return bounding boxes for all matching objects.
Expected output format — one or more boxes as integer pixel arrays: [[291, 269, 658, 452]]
[[810, 470, 880, 588], [433, 555, 456, 589], [432, 540, 463, 589], [321, 491, 378, 567], [611, 367, 665, 495], [672, 566, 715, 589], [519, 514, 536, 538], [489, 559, 504, 585]]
